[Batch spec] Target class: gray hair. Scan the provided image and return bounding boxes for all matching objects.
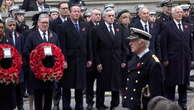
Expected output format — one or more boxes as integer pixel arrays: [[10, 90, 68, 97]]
[[171, 6, 183, 14], [38, 13, 49, 21], [102, 8, 115, 17], [138, 7, 150, 15], [92, 8, 101, 14]]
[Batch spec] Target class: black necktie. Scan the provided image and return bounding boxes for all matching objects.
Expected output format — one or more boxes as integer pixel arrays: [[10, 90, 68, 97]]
[[144, 24, 148, 32], [43, 32, 47, 42], [178, 23, 183, 31], [74, 23, 79, 32], [109, 25, 114, 38]]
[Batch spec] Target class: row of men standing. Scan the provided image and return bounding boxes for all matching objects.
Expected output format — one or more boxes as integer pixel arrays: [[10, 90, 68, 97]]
[[0, 1, 194, 110]]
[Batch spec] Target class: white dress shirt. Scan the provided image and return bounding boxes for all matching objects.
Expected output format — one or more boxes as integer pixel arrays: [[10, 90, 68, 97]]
[[140, 19, 149, 33], [39, 29, 48, 41], [105, 22, 115, 35]]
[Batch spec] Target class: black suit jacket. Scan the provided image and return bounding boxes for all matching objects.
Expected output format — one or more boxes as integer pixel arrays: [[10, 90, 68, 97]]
[[50, 17, 68, 33], [23, 29, 59, 89]]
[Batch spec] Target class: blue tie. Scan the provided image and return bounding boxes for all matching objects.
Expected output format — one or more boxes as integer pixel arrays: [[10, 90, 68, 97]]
[[74, 23, 79, 32]]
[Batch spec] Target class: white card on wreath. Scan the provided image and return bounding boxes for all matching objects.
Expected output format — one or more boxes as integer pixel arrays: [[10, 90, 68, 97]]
[[3, 48, 12, 58], [44, 46, 52, 56]]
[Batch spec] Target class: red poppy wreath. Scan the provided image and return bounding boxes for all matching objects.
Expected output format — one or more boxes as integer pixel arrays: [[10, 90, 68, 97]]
[[0, 44, 23, 84], [30, 43, 65, 81]]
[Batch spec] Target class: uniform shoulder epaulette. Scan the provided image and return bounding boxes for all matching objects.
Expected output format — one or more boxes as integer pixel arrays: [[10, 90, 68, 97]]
[[152, 55, 160, 63]]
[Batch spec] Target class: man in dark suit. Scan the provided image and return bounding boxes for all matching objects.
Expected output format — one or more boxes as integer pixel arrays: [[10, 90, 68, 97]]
[[0, 19, 18, 110], [50, 1, 69, 33], [23, 13, 60, 110], [132, 7, 157, 54], [160, 6, 194, 110], [155, 0, 173, 59], [57, 5, 92, 110], [122, 28, 163, 110], [93, 8, 128, 110], [86, 8, 102, 110], [50, 2, 70, 110], [24, 0, 49, 11], [5, 17, 24, 110]]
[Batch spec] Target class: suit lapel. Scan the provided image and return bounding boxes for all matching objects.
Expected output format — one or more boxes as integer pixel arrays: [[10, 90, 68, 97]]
[[102, 23, 114, 41], [36, 30, 44, 42]]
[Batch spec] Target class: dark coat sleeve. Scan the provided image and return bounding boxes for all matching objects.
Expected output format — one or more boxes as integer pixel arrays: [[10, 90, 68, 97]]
[[149, 62, 163, 97], [160, 24, 168, 62]]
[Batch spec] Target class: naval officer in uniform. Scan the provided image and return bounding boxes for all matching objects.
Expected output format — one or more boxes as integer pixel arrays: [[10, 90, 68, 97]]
[[122, 28, 164, 110]]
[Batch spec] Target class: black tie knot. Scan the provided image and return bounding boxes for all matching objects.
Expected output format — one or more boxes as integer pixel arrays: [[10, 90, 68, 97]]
[[178, 23, 182, 31], [144, 24, 148, 32], [43, 32, 47, 42], [109, 24, 114, 37]]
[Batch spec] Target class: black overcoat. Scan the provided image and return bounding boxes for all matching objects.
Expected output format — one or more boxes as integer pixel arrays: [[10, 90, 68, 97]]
[[160, 21, 194, 85], [93, 22, 127, 91], [57, 19, 92, 89], [23, 29, 60, 89]]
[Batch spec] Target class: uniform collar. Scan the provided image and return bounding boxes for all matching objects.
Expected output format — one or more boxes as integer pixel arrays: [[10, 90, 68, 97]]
[[137, 48, 149, 58]]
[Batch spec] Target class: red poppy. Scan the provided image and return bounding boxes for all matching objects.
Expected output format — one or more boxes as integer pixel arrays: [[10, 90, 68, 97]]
[[0, 44, 22, 84], [30, 43, 65, 81]]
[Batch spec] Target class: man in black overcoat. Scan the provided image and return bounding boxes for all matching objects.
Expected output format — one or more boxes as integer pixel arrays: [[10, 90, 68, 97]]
[[160, 6, 194, 110], [23, 13, 60, 110], [5, 17, 25, 110], [92, 8, 128, 110], [57, 5, 92, 110]]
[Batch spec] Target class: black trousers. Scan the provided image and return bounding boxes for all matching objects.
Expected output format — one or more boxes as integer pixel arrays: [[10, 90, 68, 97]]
[[16, 83, 24, 109], [96, 89, 119, 108], [34, 89, 53, 110], [86, 70, 98, 105], [62, 88, 83, 110], [164, 84, 187, 110], [53, 82, 62, 106]]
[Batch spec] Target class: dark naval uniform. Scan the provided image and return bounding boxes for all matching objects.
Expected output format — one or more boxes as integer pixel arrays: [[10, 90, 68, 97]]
[[122, 52, 163, 110], [122, 28, 163, 110]]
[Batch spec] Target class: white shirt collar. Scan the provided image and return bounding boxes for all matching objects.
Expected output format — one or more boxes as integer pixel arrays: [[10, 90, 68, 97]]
[[60, 16, 67, 22], [38, 29, 48, 41], [173, 19, 183, 30], [105, 22, 115, 34], [137, 48, 149, 58], [140, 19, 149, 32]]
